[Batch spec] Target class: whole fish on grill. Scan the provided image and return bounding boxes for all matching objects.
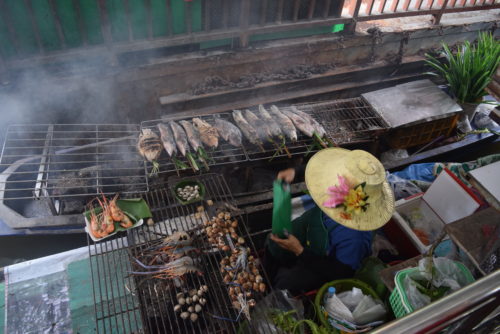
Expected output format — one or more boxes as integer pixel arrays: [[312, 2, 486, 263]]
[[269, 105, 298, 142], [232, 110, 264, 150], [258, 105, 283, 139], [289, 106, 326, 137], [157, 123, 177, 157], [280, 109, 315, 137], [243, 109, 273, 141], [170, 121, 201, 171], [192, 118, 219, 149], [169, 121, 188, 157], [137, 128, 162, 175], [179, 120, 202, 152], [213, 116, 243, 147]]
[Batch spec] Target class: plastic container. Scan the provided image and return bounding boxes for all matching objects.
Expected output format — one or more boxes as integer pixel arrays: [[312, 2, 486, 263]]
[[389, 262, 475, 318], [315, 279, 383, 332], [172, 180, 205, 205]]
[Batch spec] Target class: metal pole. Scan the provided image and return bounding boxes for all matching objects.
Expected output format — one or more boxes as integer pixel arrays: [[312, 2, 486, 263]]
[[239, 0, 251, 48]]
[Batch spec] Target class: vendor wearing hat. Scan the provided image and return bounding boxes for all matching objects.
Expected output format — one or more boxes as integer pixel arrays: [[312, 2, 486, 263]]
[[266, 148, 395, 295]]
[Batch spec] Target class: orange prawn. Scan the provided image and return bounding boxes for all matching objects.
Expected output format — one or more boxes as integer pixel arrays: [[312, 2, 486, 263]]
[[97, 197, 115, 234], [88, 203, 106, 239]]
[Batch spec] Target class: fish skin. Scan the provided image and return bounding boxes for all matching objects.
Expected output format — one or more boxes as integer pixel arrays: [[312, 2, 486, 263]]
[[232, 110, 263, 148], [258, 105, 282, 138], [290, 106, 326, 137], [138, 128, 163, 161], [280, 108, 315, 137], [169, 121, 189, 156], [192, 118, 219, 149], [269, 105, 298, 142], [214, 117, 243, 147], [179, 120, 202, 152], [157, 123, 177, 157], [243, 109, 272, 141]]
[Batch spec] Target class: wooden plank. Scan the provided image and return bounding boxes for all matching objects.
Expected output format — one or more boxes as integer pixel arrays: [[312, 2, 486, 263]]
[[239, 0, 250, 47], [261, 0, 268, 25], [276, 0, 285, 22], [165, 0, 173, 36], [324, 0, 332, 17], [123, 0, 133, 41], [145, 0, 153, 39], [0, 0, 20, 55], [293, 0, 301, 21], [48, 0, 67, 49], [308, 0, 317, 19], [204, 0, 211, 31], [73, 0, 88, 46], [24, 0, 44, 54], [97, 0, 113, 45], [222, 0, 229, 28], [185, 1, 192, 34]]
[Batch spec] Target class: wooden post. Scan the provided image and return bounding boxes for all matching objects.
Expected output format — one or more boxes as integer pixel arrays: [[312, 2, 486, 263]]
[[432, 0, 450, 25], [239, 0, 250, 48], [343, 0, 362, 34], [97, 0, 118, 66]]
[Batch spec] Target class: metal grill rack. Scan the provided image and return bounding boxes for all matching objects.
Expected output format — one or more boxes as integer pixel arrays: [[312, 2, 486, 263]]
[[296, 97, 389, 144], [140, 107, 331, 176], [0, 124, 148, 202], [89, 174, 275, 334]]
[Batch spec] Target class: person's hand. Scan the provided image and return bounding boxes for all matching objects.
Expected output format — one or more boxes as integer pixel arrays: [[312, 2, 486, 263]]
[[277, 168, 296, 184], [270, 233, 304, 256]]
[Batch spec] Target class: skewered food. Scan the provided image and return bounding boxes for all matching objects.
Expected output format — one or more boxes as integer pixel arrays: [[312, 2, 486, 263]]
[[179, 120, 202, 152], [280, 108, 316, 137], [258, 105, 283, 139], [157, 123, 177, 157], [269, 105, 298, 142], [137, 128, 162, 175], [192, 118, 219, 149], [243, 109, 273, 141], [232, 110, 264, 150], [169, 121, 189, 157], [289, 106, 326, 137], [214, 116, 243, 147]]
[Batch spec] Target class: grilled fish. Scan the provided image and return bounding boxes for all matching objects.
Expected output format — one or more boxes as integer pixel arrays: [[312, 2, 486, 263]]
[[157, 123, 177, 157], [214, 116, 243, 147], [137, 128, 163, 162], [179, 120, 202, 152], [258, 105, 283, 138], [232, 110, 264, 149], [280, 109, 315, 137], [269, 105, 298, 142], [169, 121, 189, 156], [243, 109, 273, 141], [192, 118, 219, 149], [290, 106, 326, 137]]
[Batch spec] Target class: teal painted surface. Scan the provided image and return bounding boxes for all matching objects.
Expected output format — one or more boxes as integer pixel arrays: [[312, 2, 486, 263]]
[[0, 0, 202, 60]]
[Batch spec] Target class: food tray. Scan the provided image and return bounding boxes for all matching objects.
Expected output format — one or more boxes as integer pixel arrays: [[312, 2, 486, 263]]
[[173, 180, 206, 205]]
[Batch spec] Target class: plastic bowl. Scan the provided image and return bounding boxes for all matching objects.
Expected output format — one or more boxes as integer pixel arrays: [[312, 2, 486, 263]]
[[173, 180, 205, 205]]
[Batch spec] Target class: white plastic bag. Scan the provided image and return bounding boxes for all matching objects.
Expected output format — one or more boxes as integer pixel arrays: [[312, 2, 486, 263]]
[[352, 296, 387, 325], [338, 287, 364, 311]]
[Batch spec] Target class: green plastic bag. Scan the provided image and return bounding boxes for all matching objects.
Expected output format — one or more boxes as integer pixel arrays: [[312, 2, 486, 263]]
[[272, 180, 292, 238]]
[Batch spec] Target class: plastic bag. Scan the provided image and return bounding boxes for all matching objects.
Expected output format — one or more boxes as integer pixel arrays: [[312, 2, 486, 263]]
[[338, 287, 364, 311], [386, 172, 423, 200], [381, 149, 409, 164], [272, 180, 292, 238], [352, 296, 387, 325], [245, 289, 304, 334], [403, 257, 471, 310]]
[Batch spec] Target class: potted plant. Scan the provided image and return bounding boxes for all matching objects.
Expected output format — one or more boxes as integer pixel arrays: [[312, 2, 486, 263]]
[[425, 32, 500, 120]]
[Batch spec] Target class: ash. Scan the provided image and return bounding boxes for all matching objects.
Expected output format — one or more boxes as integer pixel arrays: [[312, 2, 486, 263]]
[[191, 63, 336, 95]]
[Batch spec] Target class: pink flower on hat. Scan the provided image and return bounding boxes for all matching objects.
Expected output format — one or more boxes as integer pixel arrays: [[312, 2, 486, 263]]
[[323, 175, 350, 208]]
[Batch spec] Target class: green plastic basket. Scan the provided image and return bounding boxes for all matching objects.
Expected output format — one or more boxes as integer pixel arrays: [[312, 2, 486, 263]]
[[314, 279, 383, 332], [389, 261, 475, 318]]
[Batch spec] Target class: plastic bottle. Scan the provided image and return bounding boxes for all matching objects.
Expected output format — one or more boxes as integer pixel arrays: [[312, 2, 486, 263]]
[[324, 287, 354, 322]]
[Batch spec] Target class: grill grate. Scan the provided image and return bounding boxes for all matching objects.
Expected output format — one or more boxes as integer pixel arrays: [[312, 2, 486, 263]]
[[140, 107, 331, 176], [0, 124, 148, 201], [89, 174, 275, 334], [296, 97, 389, 144]]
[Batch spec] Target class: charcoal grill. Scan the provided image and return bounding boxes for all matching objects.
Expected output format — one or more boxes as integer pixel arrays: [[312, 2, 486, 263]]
[[89, 174, 276, 334], [295, 97, 389, 144]]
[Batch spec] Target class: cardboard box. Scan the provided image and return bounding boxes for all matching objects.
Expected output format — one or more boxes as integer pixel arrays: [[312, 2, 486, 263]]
[[391, 169, 482, 253]]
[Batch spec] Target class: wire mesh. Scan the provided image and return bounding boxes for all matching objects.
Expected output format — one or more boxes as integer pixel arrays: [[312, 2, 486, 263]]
[[89, 173, 275, 334], [0, 124, 148, 201], [296, 97, 389, 145]]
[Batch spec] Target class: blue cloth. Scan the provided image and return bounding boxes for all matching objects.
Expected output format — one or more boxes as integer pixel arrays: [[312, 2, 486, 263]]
[[392, 163, 436, 182], [322, 212, 372, 271]]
